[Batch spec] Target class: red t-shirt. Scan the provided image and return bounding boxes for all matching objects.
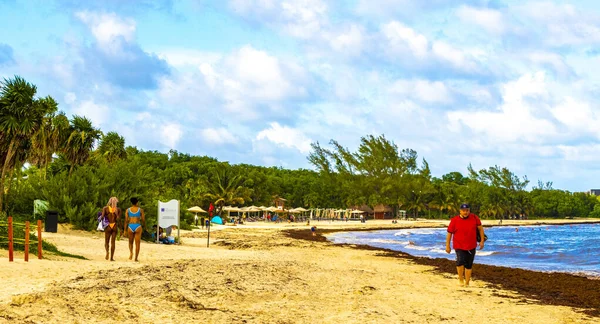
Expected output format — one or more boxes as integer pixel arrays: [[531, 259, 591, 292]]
[[447, 213, 481, 250]]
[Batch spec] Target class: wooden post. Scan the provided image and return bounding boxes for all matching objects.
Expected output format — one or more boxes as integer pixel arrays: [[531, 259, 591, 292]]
[[8, 216, 13, 262], [24, 221, 29, 262], [37, 220, 42, 259]]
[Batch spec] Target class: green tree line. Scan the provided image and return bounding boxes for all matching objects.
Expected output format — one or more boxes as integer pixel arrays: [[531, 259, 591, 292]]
[[1, 76, 598, 231]]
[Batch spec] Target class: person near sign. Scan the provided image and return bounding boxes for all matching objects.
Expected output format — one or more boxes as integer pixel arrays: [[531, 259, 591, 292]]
[[124, 197, 145, 261], [101, 197, 121, 261]]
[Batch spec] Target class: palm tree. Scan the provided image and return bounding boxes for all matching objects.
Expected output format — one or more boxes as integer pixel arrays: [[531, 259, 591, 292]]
[[96, 131, 127, 163], [30, 109, 68, 180], [204, 164, 252, 216], [406, 190, 427, 219], [62, 115, 102, 176], [0, 76, 55, 211]]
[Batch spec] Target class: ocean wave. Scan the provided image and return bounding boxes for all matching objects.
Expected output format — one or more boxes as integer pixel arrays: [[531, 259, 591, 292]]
[[370, 239, 410, 245], [402, 245, 496, 256], [403, 245, 432, 251], [394, 229, 441, 236]]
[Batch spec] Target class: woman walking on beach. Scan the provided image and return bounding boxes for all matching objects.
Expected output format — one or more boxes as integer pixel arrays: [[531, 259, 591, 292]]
[[124, 197, 145, 261], [102, 197, 121, 261]]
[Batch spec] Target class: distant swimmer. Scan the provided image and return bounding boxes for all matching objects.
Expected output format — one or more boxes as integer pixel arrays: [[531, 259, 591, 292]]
[[515, 227, 519, 232], [408, 241, 416, 246]]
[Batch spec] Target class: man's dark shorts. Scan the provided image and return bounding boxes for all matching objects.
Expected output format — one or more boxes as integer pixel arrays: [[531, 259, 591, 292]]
[[455, 248, 476, 269]]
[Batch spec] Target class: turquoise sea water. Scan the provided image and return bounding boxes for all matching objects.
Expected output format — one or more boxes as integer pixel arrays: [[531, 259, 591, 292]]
[[328, 223, 600, 277]]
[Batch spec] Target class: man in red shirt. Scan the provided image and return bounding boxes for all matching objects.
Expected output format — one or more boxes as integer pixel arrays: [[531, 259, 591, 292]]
[[445, 204, 485, 287]]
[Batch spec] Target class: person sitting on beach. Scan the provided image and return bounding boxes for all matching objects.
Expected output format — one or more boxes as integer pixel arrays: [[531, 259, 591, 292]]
[[101, 197, 121, 261], [445, 204, 484, 287], [151, 225, 165, 241], [124, 197, 145, 261]]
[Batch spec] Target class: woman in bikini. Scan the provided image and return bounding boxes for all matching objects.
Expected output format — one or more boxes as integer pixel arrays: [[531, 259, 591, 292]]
[[124, 197, 145, 261], [101, 197, 121, 261]]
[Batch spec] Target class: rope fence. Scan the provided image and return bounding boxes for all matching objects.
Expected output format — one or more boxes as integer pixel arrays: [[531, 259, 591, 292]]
[[0, 216, 43, 262]]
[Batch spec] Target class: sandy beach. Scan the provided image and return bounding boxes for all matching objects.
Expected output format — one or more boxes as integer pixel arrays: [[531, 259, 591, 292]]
[[0, 219, 598, 323]]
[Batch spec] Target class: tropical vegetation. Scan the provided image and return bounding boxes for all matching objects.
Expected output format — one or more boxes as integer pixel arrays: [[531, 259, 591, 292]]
[[1, 76, 599, 232]]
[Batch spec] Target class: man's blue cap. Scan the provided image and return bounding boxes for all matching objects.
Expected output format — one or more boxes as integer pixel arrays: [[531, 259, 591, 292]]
[[460, 203, 470, 209]]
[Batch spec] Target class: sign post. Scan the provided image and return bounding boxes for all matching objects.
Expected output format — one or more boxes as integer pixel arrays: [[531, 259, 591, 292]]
[[207, 219, 210, 248], [157, 200, 180, 244], [207, 202, 214, 248]]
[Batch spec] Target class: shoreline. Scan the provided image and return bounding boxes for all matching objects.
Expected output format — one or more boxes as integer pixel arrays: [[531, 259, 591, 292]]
[[285, 219, 600, 316], [0, 220, 597, 322]]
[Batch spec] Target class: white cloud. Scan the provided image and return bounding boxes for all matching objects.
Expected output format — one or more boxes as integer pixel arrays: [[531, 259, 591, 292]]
[[155, 45, 307, 121], [551, 97, 600, 137], [64, 92, 77, 104], [136, 112, 152, 121], [556, 144, 600, 162], [388, 79, 452, 104], [382, 21, 428, 58], [447, 72, 557, 143], [200, 128, 238, 145], [75, 11, 136, 55], [156, 49, 222, 68], [520, 2, 600, 46], [431, 41, 477, 72], [256, 122, 312, 153], [160, 123, 183, 149], [528, 52, 573, 77], [456, 6, 505, 34], [229, 0, 328, 39], [355, 0, 459, 19], [328, 24, 364, 56], [120, 112, 183, 150], [381, 21, 481, 73], [226, 46, 291, 100], [73, 100, 110, 127]]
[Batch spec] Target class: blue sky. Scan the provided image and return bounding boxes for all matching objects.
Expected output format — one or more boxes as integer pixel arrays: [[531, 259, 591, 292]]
[[2, 0, 600, 192]]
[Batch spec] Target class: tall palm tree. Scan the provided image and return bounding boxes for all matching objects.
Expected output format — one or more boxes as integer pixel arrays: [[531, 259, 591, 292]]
[[30, 108, 68, 180], [204, 164, 252, 216], [96, 131, 127, 163], [62, 115, 102, 177], [0, 76, 55, 211]]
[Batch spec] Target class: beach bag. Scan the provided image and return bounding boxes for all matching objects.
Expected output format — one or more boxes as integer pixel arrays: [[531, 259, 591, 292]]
[[97, 211, 108, 231]]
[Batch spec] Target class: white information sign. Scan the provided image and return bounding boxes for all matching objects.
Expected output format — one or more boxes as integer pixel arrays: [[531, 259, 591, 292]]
[[158, 200, 180, 243]]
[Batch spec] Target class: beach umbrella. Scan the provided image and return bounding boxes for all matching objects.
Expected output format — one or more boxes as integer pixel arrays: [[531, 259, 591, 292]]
[[187, 206, 207, 213], [187, 206, 206, 226]]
